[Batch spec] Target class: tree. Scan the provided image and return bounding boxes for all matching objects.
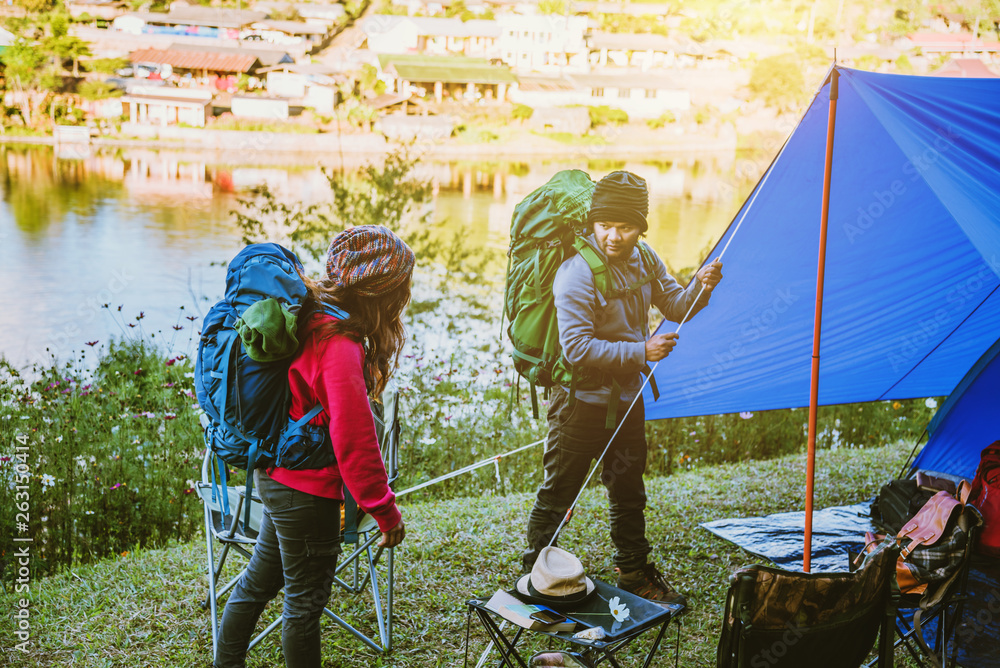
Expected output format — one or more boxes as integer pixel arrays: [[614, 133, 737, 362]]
[[538, 0, 568, 15], [232, 148, 492, 290], [1, 40, 59, 125], [13, 0, 57, 13], [47, 34, 92, 77], [358, 64, 385, 96], [235, 148, 434, 268], [748, 54, 807, 113]]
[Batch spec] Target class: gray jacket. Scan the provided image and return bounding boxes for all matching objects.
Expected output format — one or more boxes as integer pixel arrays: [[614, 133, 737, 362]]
[[552, 235, 710, 405]]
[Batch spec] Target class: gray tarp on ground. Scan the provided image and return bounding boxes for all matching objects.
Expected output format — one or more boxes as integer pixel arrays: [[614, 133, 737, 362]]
[[700, 503, 874, 573]]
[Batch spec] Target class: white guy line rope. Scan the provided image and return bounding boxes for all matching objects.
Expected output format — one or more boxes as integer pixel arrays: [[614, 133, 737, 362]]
[[395, 439, 545, 498]]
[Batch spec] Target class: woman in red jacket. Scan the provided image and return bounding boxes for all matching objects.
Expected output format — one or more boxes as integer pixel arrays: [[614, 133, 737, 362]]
[[215, 225, 414, 668]]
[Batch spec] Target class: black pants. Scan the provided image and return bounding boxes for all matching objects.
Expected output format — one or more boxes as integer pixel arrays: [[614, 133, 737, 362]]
[[524, 386, 651, 573], [215, 471, 342, 668]]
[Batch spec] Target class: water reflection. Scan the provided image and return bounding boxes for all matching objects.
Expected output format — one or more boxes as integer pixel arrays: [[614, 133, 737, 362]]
[[0, 145, 758, 370]]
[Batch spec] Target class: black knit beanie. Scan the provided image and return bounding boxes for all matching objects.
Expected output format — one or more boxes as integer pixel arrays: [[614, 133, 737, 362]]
[[587, 170, 649, 233]]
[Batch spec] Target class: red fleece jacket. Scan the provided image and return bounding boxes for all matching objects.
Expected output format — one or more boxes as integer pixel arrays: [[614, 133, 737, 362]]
[[268, 314, 401, 533]]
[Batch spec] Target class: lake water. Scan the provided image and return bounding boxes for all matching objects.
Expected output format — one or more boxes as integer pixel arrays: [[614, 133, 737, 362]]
[[0, 144, 765, 371]]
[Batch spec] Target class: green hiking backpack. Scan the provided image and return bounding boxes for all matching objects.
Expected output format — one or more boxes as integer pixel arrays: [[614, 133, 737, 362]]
[[503, 169, 660, 426]]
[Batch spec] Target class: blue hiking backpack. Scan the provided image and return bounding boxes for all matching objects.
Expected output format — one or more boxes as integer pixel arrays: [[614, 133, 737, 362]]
[[195, 243, 344, 524]]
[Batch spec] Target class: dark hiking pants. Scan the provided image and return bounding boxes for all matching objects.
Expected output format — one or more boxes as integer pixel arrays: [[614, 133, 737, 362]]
[[215, 470, 342, 668], [523, 386, 651, 573]]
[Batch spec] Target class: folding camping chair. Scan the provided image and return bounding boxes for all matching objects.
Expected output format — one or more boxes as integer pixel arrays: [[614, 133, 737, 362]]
[[197, 384, 403, 660], [716, 538, 899, 668], [866, 504, 984, 668]]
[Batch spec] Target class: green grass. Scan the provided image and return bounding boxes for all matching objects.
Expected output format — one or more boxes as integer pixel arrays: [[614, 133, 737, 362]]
[[205, 118, 321, 134], [0, 441, 923, 667], [531, 131, 607, 146]]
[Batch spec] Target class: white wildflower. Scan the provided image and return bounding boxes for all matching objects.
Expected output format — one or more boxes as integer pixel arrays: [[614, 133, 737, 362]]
[[609, 596, 630, 622]]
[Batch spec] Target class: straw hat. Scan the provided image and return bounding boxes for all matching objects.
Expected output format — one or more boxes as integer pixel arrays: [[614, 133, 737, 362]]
[[515, 547, 596, 607]]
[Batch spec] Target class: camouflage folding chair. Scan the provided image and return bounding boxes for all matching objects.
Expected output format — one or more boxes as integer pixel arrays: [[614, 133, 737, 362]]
[[717, 539, 899, 668]]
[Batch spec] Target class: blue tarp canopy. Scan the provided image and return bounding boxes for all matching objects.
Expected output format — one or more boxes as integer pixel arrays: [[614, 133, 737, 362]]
[[646, 67, 1000, 439]]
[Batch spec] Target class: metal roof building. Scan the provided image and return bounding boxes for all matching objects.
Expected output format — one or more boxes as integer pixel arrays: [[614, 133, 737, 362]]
[[130, 48, 261, 74]]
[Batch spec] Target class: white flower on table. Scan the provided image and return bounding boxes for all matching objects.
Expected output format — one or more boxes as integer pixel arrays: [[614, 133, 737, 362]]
[[608, 596, 630, 622]]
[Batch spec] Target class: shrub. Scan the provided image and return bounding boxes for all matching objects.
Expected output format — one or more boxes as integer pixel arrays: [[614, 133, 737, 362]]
[[512, 103, 533, 121], [646, 110, 676, 129], [83, 57, 129, 75], [0, 337, 204, 578], [588, 105, 628, 127], [77, 80, 122, 101]]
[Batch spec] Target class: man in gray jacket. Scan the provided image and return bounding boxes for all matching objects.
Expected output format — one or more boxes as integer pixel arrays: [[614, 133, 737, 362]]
[[523, 170, 723, 607]]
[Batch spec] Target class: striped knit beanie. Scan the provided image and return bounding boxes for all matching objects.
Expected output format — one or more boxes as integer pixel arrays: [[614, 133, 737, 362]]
[[325, 225, 415, 297], [587, 170, 650, 233]]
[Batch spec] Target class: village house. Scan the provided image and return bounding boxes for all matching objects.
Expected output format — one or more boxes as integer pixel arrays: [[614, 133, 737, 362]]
[[496, 13, 588, 72], [905, 32, 1000, 60], [112, 7, 266, 40], [128, 43, 292, 85], [587, 31, 691, 70], [112, 6, 325, 49], [931, 57, 998, 77], [363, 13, 589, 72], [120, 86, 213, 126], [362, 15, 501, 59], [65, 0, 129, 21], [259, 63, 346, 115], [170, 43, 295, 69], [247, 19, 328, 47], [386, 0, 530, 16], [252, 1, 347, 27], [510, 70, 690, 119], [571, 1, 675, 18], [230, 95, 293, 120], [378, 53, 516, 103]]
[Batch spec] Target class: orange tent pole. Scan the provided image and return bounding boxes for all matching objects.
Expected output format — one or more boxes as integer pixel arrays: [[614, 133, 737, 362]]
[[805, 67, 840, 573]]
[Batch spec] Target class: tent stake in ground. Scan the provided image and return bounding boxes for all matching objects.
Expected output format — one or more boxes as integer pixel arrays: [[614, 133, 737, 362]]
[[805, 66, 840, 573]]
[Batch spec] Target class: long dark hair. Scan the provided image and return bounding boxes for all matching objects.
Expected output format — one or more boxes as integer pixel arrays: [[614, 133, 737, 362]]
[[298, 273, 412, 398]]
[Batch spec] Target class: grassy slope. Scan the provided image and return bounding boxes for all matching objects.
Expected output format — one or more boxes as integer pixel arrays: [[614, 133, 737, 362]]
[[1, 441, 917, 667]]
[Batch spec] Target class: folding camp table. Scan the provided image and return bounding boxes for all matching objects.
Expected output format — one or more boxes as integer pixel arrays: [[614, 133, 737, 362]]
[[464, 579, 683, 668]]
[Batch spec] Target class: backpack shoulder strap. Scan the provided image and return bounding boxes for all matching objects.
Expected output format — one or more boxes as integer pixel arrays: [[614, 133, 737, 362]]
[[319, 304, 349, 320], [636, 241, 664, 298], [573, 238, 664, 300], [573, 236, 613, 296]]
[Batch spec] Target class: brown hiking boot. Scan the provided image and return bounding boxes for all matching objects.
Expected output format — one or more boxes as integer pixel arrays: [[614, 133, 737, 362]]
[[615, 563, 688, 609]]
